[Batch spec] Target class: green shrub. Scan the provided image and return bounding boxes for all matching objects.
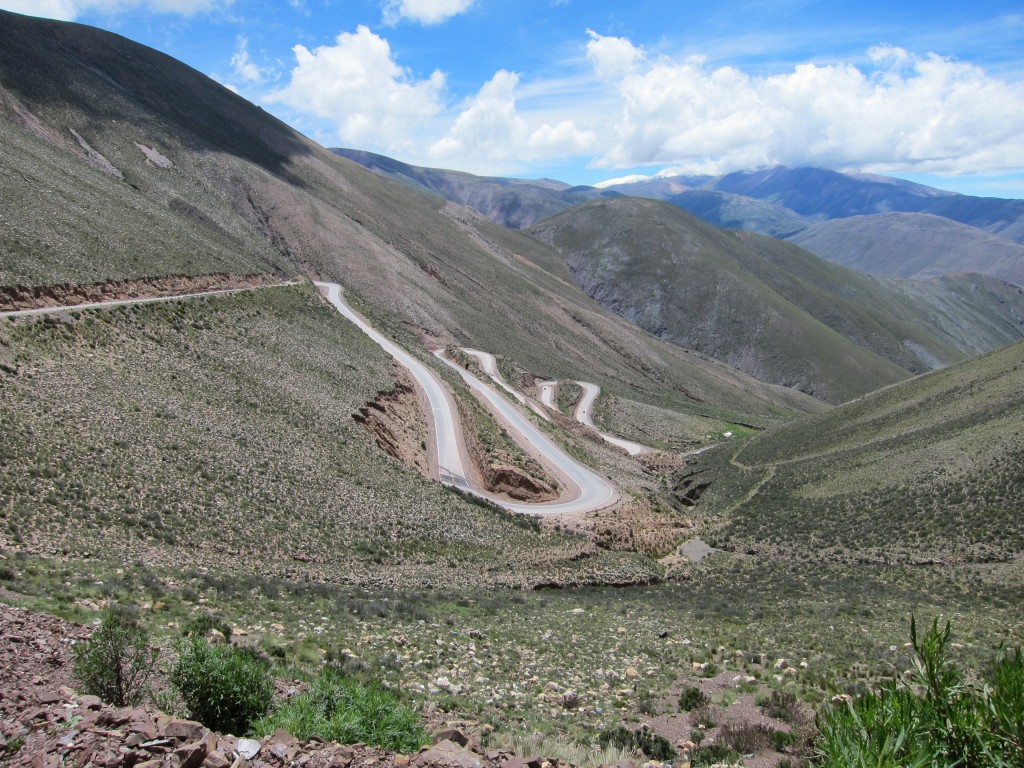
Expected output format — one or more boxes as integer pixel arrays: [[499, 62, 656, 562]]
[[771, 728, 798, 752], [72, 605, 157, 707], [678, 685, 708, 711], [692, 743, 741, 766], [169, 638, 274, 735], [598, 726, 674, 761], [253, 668, 426, 752], [182, 611, 232, 641], [698, 662, 719, 678], [762, 689, 802, 723], [815, 617, 1024, 767]]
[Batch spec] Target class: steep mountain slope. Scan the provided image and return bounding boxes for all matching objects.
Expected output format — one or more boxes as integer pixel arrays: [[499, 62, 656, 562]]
[[789, 212, 1024, 286], [332, 148, 618, 228], [666, 189, 809, 238], [528, 198, 1024, 403], [0, 9, 818, 428], [686, 339, 1024, 565]]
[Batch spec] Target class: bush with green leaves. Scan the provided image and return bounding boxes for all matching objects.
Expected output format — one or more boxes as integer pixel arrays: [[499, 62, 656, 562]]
[[169, 638, 274, 735], [72, 605, 157, 707], [252, 668, 426, 752], [678, 685, 708, 711], [692, 743, 741, 767], [182, 611, 233, 641], [816, 617, 1024, 767]]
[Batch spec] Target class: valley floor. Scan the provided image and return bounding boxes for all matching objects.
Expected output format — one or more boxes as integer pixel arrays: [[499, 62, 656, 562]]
[[2, 548, 1021, 767]]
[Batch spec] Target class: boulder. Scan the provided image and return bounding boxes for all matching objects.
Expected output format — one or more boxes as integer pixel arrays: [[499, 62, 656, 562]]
[[174, 738, 209, 768], [164, 720, 206, 744], [235, 738, 262, 760], [431, 728, 471, 748], [412, 739, 482, 768]]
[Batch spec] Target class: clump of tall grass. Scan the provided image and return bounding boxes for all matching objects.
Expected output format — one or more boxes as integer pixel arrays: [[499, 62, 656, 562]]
[[253, 668, 426, 752], [816, 617, 1024, 767]]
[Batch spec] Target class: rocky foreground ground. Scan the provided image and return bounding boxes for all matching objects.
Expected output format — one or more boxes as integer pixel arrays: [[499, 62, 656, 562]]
[[0, 597, 690, 768]]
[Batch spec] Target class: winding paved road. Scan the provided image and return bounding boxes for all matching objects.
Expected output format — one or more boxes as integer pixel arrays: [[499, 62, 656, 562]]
[[316, 282, 472, 489], [436, 352, 618, 515], [315, 282, 618, 515], [4, 279, 624, 516], [574, 383, 648, 456], [462, 349, 551, 422]]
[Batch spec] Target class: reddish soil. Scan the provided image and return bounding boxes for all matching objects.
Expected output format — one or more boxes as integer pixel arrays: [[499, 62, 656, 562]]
[[0, 273, 290, 313]]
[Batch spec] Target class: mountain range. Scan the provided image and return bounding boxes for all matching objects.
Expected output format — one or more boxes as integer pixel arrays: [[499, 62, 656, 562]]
[[1, 13, 1023, 759], [1, 8, 1022, 560], [339, 151, 1024, 289]]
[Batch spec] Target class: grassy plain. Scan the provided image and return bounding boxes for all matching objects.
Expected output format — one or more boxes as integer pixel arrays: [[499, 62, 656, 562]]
[[2, 547, 1021, 764]]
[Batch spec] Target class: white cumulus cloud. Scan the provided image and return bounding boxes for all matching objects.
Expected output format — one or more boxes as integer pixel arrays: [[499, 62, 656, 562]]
[[266, 25, 446, 154], [230, 36, 269, 84], [429, 70, 596, 172], [585, 29, 644, 81], [381, 0, 473, 26], [592, 41, 1024, 176]]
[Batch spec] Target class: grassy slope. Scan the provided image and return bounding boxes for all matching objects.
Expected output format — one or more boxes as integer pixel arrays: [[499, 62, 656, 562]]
[[731, 232, 1024, 363], [687, 340, 1024, 565], [0, 285, 661, 589]]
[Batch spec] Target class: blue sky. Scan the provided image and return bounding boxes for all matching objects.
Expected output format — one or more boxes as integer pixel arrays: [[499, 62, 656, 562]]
[[5, 0, 1024, 197]]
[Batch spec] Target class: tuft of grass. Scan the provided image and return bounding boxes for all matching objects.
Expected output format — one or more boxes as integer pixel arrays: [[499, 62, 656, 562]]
[[253, 668, 427, 752]]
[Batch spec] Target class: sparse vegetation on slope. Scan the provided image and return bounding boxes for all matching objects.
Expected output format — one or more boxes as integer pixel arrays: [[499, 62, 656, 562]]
[[0, 285, 657, 589], [688, 340, 1024, 565], [529, 198, 1024, 403]]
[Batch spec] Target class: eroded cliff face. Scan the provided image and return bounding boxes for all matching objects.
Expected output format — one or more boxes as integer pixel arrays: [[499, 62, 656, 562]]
[[461, 419, 559, 504], [353, 367, 559, 503], [352, 366, 431, 479]]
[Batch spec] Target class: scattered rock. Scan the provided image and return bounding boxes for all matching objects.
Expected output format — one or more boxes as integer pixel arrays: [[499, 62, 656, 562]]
[[235, 738, 262, 759], [207, 628, 227, 644]]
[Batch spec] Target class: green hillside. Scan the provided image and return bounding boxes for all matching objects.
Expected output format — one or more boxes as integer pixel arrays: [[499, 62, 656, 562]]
[[2, 13, 1023, 765], [0, 284, 664, 588], [687, 340, 1024, 564]]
